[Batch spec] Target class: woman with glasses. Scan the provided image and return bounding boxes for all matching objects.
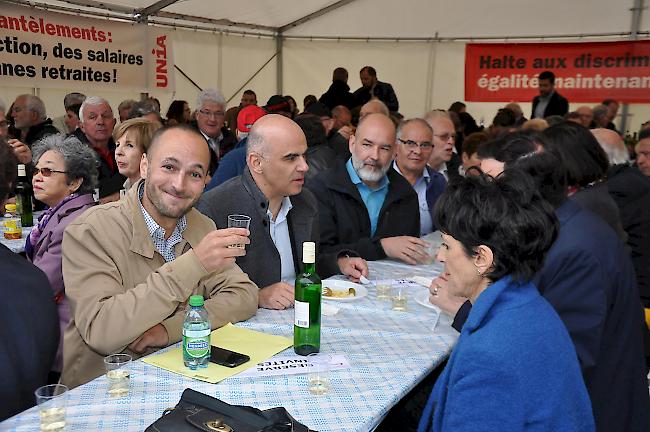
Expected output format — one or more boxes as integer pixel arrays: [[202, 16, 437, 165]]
[[27, 134, 98, 383]]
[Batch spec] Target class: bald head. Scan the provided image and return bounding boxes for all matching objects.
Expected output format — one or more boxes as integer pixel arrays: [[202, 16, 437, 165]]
[[359, 99, 389, 121], [591, 128, 629, 165], [356, 113, 395, 138], [576, 106, 593, 128], [246, 114, 306, 157]]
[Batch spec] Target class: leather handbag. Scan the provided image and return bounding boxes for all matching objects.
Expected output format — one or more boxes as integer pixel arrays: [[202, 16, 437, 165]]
[[145, 388, 316, 432]]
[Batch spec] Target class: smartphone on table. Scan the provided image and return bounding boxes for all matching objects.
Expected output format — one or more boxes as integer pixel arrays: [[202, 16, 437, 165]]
[[209, 346, 250, 368]]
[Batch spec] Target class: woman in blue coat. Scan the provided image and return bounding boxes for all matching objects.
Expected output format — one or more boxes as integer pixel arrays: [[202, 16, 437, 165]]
[[418, 172, 594, 432]]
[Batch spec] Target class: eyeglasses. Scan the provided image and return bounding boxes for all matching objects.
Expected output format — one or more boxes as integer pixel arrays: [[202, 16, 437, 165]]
[[198, 109, 225, 119], [34, 167, 67, 177], [433, 133, 455, 142], [398, 139, 433, 150]]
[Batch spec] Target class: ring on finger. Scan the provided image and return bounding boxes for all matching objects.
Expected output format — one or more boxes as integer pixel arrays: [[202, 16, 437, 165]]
[[432, 284, 440, 296]]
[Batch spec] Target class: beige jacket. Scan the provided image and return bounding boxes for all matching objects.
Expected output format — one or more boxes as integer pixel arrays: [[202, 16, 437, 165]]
[[61, 180, 258, 388]]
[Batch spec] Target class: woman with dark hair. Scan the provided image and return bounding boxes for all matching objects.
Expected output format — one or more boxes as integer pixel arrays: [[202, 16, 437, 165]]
[[418, 172, 594, 432], [28, 134, 98, 381], [166, 100, 191, 126], [542, 121, 626, 241]]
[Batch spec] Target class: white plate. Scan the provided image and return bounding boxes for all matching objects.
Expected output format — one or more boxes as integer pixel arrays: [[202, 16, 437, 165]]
[[414, 290, 442, 312], [321, 279, 367, 302]]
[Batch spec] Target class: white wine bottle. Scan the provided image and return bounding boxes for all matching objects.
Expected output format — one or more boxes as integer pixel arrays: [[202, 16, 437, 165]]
[[294, 242, 322, 355]]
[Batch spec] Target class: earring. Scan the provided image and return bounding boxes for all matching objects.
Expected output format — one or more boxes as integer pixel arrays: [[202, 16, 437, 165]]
[[477, 268, 482, 276]]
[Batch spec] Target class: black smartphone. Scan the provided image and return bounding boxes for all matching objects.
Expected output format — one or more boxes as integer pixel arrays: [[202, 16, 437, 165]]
[[209, 346, 250, 368]]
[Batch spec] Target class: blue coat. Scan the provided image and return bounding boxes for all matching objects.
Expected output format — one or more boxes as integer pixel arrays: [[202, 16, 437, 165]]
[[452, 200, 650, 431], [419, 276, 594, 432]]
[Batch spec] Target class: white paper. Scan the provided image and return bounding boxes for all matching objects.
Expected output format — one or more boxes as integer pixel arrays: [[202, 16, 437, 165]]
[[236, 354, 350, 378], [373, 279, 424, 289]]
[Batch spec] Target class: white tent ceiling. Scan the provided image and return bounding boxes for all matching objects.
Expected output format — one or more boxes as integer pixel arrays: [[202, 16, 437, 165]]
[[5, 0, 646, 40]]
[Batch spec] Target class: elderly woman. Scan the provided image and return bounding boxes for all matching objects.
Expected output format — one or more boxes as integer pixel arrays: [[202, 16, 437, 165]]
[[114, 118, 161, 190], [26, 134, 98, 381], [418, 173, 594, 432]]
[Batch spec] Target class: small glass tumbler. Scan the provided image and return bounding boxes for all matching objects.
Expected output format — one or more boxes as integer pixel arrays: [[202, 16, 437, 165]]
[[104, 353, 132, 397], [35, 384, 68, 431]]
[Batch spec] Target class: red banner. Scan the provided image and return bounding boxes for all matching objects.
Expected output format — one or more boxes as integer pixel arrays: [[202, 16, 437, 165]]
[[465, 40, 650, 103]]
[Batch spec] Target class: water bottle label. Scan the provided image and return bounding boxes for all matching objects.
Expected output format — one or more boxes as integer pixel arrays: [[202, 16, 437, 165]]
[[295, 300, 310, 328], [183, 329, 210, 358]]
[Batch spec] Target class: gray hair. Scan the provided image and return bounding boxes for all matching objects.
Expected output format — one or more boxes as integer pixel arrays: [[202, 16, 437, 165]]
[[19, 94, 47, 121], [396, 118, 433, 141], [197, 88, 226, 109], [118, 99, 137, 112], [592, 105, 609, 121], [63, 92, 86, 110], [79, 96, 112, 122], [32, 134, 99, 194], [246, 125, 266, 157]]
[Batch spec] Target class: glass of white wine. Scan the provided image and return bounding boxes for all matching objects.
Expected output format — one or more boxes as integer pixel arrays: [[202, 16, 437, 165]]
[[104, 353, 132, 397], [307, 353, 330, 396], [227, 214, 251, 248], [391, 284, 408, 311], [35, 384, 68, 431]]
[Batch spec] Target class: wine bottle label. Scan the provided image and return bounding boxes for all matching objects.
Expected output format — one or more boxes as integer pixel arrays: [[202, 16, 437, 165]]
[[294, 300, 310, 328]]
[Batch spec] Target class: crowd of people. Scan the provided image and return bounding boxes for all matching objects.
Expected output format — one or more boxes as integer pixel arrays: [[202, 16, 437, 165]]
[[1, 65, 650, 431]]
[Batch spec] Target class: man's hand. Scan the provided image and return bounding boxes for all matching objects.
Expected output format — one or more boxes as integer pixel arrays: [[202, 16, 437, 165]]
[[380, 236, 429, 265], [193, 228, 249, 273], [258, 282, 294, 310], [428, 273, 466, 316], [337, 125, 353, 140], [337, 256, 368, 282], [8, 139, 32, 164], [128, 323, 169, 354]]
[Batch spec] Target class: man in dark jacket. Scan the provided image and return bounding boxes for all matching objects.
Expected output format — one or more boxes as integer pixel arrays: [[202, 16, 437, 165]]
[[531, 70, 569, 119], [353, 66, 399, 113], [7, 94, 59, 164], [308, 113, 426, 265], [0, 139, 59, 421], [319, 67, 358, 110], [193, 88, 237, 176], [198, 115, 367, 309]]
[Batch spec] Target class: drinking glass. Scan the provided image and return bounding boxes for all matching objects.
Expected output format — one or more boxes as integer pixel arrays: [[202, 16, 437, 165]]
[[227, 214, 251, 248], [35, 384, 68, 431], [391, 284, 408, 311], [307, 353, 330, 395], [104, 353, 132, 397], [376, 283, 391, 300]]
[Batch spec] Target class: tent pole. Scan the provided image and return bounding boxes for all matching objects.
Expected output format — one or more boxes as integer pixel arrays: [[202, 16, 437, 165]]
[[276, 32, 284, 95], [620, 0, 644, 134]]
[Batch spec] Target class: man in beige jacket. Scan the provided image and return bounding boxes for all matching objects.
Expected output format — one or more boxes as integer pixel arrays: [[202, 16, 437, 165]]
[[61, 125, 258, 388]]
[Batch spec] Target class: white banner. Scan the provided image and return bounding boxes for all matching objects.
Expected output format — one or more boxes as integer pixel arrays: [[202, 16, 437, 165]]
[[0, 4, 174, 91]]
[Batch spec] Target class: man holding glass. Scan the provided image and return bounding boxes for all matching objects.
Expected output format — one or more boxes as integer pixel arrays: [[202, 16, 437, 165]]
[[61, 125, 258, 388], [198, 115, 367, 310]]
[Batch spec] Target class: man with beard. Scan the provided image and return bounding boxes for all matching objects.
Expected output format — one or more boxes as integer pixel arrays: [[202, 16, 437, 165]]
[[308, 113, 424, 264], [60, 125, 258, 388], [531, 70, 569, 119]]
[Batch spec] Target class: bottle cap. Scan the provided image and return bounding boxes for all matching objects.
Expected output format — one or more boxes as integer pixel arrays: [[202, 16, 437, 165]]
[[189, 295, 205, 307], [303, 241, 316, 264]]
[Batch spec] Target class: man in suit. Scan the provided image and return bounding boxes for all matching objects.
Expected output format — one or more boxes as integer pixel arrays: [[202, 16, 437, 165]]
[[198, 114, 367, 310], [392, 118, 445, 236], [353, 66, 399, 112], [193, 88, 237, 176], [0, 138, 59, 420], [308, 113, 425, 265], [531, 70, 569, 119]]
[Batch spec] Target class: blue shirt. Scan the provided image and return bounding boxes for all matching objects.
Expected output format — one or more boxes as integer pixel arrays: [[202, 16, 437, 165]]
[[345, 158, 389, 236], [267, 196, 295, 282]]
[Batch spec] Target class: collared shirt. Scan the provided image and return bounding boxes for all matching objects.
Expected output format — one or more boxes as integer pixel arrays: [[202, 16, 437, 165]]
[[393, 161, 433, 236], [138, 182, 187, 262], [200, 130, 223, 157], [437, 162, 449, 182], [346, 158, 389, 236], [267, 196, 295, 282], [534, 91, 553, 119]]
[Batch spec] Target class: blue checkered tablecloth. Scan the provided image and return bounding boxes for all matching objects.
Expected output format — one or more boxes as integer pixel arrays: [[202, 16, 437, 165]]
[[1, 237, 457, 432]]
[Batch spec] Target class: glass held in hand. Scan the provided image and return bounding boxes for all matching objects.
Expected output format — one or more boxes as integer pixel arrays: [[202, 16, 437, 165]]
[[227, 214, 251, 248]]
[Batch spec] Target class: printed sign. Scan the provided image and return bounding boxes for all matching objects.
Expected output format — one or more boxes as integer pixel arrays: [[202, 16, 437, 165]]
[[0, 4, 174, 91], [465, 40, 650, 103]]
